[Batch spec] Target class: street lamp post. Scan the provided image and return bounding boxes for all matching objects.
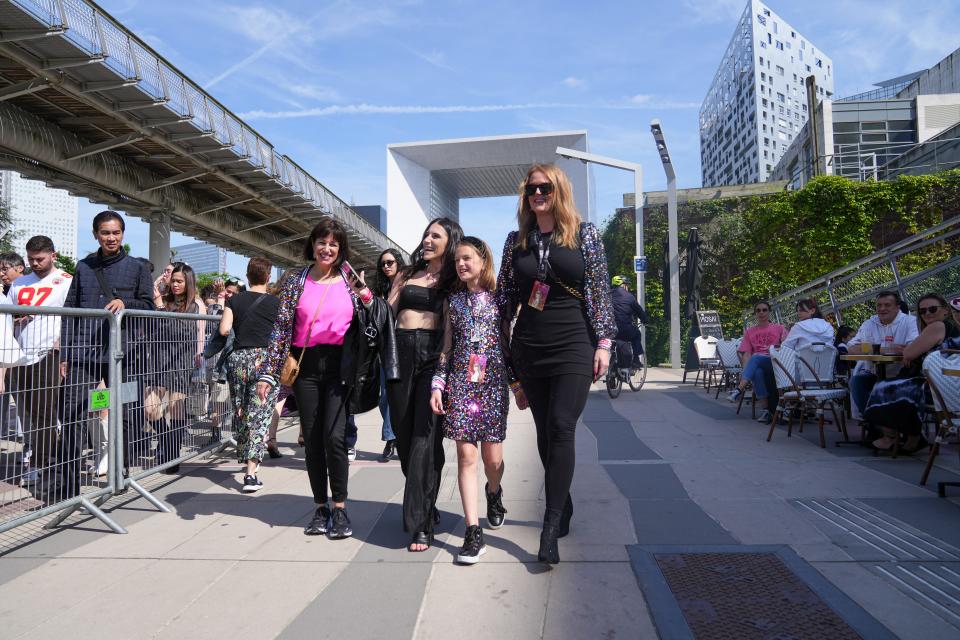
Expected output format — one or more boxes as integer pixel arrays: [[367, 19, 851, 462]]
[[650, 119, 681, 369], [555, 146, 645, 347]]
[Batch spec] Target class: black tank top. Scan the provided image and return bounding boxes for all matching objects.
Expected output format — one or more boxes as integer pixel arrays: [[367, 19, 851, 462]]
[[397, 285, 444, 315]]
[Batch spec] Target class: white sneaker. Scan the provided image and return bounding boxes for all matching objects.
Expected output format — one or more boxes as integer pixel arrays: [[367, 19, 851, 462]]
[[727, 389, 742, 403], [347, 447, 357, 462], [242, 475, 263, 493], [756, 410, 772, 424]]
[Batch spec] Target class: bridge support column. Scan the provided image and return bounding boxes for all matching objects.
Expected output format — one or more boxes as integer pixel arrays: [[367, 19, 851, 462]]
[[148, 213, 171, 278]]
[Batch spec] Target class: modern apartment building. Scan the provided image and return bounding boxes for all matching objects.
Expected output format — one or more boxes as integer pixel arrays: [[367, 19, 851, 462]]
[[699, 0, 834, 187], [0, 170, 79, 258], [171, 241, 227, 275]]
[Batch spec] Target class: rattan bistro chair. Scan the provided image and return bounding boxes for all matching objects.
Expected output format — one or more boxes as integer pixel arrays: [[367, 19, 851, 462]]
[[768, 346, 849, 448], [921, 351, 960, 495], [714, 339, 743, 399], [691, 336, 721, 391]]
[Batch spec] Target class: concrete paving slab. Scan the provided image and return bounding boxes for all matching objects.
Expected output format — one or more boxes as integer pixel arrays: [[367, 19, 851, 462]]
[[542, 561, 659, 639], [155, 561, 347, 639], [414, 563, 550, 640], [812, 560, 960, 640]]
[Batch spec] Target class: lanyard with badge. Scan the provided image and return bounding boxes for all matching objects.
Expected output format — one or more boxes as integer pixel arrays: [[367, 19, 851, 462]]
[[466, 292, 487, 383], [527, 229, 551, 311]]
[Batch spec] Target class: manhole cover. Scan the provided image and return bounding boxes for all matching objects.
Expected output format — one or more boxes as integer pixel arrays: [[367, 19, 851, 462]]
[[655, 553, 862, 640]]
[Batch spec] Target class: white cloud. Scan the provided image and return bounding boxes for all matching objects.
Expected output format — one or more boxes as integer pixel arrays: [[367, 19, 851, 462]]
[[240, 100, 699, 120], [408, 48, 455, 71], [562, 76, 585, 88], [289, 84, 343, 103], [630, 94, 651, 104]]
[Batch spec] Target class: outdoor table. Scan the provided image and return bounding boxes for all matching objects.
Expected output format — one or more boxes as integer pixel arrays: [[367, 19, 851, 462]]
[[839, 353, 903, 380]]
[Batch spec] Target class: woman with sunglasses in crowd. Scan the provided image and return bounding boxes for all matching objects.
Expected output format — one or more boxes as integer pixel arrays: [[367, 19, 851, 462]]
[[864, 293, 960, 453], [375, 249, 405, 462], [257, 219, 397, 539], [727, 302, 787, 425], [496, 164, 616, 564], [387, 217, 463, 552]]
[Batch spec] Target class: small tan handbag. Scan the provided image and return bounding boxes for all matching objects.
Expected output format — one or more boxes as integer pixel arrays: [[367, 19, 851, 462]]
[[280, 280, 333, 386]]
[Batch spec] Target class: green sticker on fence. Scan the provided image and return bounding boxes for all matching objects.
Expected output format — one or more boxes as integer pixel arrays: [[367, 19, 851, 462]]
[[89, 389, 110, 411]]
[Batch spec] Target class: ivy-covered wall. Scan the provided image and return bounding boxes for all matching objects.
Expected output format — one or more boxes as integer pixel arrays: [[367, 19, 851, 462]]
[[601, 170, 960, 366]]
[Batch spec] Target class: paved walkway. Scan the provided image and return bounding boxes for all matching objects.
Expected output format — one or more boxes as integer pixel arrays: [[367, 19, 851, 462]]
[[2, 369, 960, 639]]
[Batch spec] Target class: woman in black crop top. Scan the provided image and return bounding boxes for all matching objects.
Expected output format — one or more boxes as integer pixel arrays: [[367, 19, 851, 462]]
[[387, 217, 463, 551]]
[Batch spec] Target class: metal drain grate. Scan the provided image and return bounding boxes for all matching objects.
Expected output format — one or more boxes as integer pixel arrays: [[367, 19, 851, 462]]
[[869, 563, 960, 628], [793, 498, 960, 561], [655, 552, 862, 639]]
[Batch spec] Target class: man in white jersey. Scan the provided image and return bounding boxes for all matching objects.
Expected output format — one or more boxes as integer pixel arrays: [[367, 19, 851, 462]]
[[5, 236, 71, 492]]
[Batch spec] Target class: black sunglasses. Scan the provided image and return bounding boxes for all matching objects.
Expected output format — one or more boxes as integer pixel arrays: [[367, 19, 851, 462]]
[[524, 182, 554, 197], [380, 259, 396, 267], [919, 304, 941, 315]]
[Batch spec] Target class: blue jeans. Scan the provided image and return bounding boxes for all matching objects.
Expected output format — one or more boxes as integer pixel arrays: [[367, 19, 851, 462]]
[[345, 415, 357, 450], [379, 368, 395, 441], [743, 354, 773, 398], [849, 372, 877, 415]]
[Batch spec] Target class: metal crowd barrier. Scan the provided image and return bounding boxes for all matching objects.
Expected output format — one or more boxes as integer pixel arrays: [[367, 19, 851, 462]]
[[0, 305, 233, 536]]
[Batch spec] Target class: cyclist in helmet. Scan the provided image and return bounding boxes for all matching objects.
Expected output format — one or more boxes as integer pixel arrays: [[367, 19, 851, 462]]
[[610, 275, 647, 368]]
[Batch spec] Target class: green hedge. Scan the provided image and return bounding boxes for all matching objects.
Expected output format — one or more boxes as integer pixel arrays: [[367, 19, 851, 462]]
[[601, 170, 960, 366]]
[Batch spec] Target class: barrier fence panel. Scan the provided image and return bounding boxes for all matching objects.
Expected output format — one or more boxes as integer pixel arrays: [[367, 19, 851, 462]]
[[0, 305, 123, 534], [118, 309, 232, 510]]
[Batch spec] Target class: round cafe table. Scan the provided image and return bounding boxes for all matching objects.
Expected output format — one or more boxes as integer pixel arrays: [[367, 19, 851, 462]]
[[838, 353, 903, 380]]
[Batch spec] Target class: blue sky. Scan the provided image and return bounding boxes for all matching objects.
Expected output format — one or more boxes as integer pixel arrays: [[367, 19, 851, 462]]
[[76, 0, 960, 275]]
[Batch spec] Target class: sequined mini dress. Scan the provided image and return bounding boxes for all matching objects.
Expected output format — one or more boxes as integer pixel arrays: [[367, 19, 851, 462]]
[[434, 290, 509, 442]]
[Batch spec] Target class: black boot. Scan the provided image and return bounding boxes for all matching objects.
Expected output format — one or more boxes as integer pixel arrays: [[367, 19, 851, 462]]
[[485, 483, 507, 529], [559, 494, 573, 538], [538, 508, 562, 564]]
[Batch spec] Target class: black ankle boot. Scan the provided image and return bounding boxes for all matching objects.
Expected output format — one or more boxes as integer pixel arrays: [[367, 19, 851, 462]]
[[538, 509, 562, 564], [558, 495, 573, 538]]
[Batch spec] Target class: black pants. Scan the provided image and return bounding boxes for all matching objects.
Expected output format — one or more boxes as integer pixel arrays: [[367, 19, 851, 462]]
[[616, 324, 643, 357], [60, 361, 141, 497], [293, 345, 349, 504], [521, 373, 592, 515], [387, 329, 443, 534]]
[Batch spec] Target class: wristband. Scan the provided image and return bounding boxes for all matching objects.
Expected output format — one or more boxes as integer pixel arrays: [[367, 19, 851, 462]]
[[359, 287, 374, 305], [597, 338, 613, 351], [430, 376, 446, 393]]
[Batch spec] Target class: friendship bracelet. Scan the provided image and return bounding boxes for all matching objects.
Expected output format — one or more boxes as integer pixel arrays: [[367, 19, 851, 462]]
[[597, 338, 613, 351], [430, 376, 446, 392]]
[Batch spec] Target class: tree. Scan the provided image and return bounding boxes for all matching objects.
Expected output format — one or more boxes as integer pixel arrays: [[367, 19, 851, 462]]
[[0, 199, 18, 254], [54, 253, 77, 275]]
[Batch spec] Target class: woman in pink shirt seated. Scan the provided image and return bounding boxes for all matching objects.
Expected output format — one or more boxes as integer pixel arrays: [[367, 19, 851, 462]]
[[727, 301, 787, 424]]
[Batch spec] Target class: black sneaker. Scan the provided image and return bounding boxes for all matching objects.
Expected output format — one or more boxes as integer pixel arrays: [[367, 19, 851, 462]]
[[328, 506, 353, 539], [456, 525, 486, 564], [379, 439, 396, 463], [242, 474, 263, 493], [304, 505, 331, 535], [485, 483, 507, 529]]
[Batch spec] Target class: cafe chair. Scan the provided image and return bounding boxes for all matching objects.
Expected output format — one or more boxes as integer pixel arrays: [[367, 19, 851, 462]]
[[768, 346, 849, 448], [689, 335, 721, 391], [921, 351, 960, 495], [714, 339, 743, 399]]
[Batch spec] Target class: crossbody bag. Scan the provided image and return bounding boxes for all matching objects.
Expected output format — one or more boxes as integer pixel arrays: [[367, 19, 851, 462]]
[[280, 280, 333, 386]]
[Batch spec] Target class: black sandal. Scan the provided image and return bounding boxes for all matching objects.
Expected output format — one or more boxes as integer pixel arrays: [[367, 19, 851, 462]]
[[408, 531, 433, 552]]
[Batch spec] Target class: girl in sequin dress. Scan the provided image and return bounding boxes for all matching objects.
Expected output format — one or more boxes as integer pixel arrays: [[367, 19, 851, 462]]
[[431, 237, 510, 564]]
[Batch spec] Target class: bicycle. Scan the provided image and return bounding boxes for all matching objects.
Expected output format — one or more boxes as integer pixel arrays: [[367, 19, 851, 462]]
[[605, 339, 647, 398]]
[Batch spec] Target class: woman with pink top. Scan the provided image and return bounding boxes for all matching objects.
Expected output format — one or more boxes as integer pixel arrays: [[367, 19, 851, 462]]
[[256, 219, 398, 539], [728, 301, 787, 424]]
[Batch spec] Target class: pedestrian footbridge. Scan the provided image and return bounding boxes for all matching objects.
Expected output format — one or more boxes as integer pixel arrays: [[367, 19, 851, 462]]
[[0, 0, 404, 268]]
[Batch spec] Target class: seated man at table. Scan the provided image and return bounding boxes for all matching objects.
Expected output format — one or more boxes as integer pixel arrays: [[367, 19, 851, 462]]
[[863, 293, 960, 451], [846, 291, 919, 416]]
